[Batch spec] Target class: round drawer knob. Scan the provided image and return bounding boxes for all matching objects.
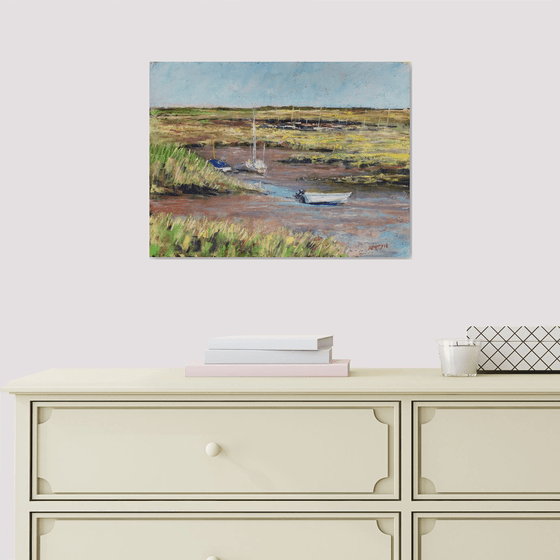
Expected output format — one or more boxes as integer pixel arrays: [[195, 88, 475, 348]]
[[206, 557, 219, 560], [205, 442, 221, 457]]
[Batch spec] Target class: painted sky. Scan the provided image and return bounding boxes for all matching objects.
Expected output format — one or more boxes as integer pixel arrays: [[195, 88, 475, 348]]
[[150, 62, 410, 109]]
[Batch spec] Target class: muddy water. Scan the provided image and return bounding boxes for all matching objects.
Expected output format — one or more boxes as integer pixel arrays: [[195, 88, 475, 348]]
[[150, 146, 410, 257]]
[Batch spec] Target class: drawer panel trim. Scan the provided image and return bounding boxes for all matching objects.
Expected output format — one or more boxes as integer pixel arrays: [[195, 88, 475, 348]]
[[415, 513, 560, 560], [33, 401, 399, 500], [33, 513, 399, 560], [414, 402, 560, 500]]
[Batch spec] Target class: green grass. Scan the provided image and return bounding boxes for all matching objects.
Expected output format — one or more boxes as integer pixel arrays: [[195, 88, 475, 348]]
[[150, 213, 347, 258], [150, 144, 258, 195]]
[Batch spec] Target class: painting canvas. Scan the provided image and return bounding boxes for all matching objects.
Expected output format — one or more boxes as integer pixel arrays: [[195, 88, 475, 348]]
[[150, 62, 410, 258]]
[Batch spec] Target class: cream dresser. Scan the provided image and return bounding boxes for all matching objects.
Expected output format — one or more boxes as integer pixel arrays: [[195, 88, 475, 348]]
[[3, 368, 560, 560]]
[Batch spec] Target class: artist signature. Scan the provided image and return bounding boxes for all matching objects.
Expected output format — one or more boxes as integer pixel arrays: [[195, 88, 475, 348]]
[[369, 243, 389, 251]]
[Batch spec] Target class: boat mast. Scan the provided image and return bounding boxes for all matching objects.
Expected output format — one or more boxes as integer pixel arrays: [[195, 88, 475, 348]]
[[252, 110, 257, 163]]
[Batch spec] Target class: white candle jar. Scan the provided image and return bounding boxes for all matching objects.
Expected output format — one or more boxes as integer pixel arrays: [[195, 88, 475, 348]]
[[437, 339, 482, 376]]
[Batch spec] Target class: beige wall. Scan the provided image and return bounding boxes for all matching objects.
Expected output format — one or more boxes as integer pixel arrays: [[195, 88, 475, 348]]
[[1, 1, 559, 558]]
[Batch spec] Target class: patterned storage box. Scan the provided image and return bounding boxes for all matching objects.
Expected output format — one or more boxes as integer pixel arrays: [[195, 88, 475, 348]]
[[466, 326, 560, 372]]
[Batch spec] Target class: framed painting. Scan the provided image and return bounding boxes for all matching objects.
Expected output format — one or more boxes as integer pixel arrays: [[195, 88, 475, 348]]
[[150, 62, 410, 258]]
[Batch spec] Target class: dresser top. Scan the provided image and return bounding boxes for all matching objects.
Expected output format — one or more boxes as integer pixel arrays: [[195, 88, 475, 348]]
[[3, 368, 560, 395]]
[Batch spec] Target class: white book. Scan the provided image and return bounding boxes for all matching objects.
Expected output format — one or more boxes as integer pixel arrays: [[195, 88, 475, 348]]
[[205, 347, 332, 364], [208, 335, 334, 351]]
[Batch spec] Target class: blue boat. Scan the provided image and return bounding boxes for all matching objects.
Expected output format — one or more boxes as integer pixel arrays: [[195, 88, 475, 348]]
[[209, 159, 232, 172], [209, 142, 232, 172]]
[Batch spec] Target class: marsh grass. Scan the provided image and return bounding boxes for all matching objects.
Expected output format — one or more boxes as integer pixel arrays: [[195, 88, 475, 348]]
[[322, 173, 410, 187], [150, 107, 410, 171], [279, 149, 410, 168], [150, 144, 257, 195], [150, 213, 347, 258]]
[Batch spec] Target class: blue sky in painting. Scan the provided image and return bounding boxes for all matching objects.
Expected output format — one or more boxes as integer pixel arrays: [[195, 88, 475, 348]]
[[150, 62, 410, 109]]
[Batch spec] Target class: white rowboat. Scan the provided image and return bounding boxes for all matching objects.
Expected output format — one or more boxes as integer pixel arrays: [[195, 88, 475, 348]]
[[295, 189, 352, 205]]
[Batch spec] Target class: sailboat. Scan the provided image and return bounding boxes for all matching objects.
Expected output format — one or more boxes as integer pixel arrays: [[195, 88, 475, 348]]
[[241, 111, 267, 174]]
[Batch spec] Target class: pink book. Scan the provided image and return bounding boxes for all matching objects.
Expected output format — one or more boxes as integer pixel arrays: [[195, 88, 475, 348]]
[[185, 359, 350, 377]]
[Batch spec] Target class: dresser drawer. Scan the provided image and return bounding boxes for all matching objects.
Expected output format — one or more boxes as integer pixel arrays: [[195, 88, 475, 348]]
[[33, 401, 398, 499], [415, 513, 560, 560], [414, 402, 560, 499], [34, 513, 399, 560]]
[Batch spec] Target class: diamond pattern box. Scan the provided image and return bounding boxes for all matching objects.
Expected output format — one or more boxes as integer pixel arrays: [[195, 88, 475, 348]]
[[466, 326, 560, 372]]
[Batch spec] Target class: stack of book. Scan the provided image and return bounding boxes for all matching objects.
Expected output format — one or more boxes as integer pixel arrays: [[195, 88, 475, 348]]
[[185, 335, 349, 377]]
